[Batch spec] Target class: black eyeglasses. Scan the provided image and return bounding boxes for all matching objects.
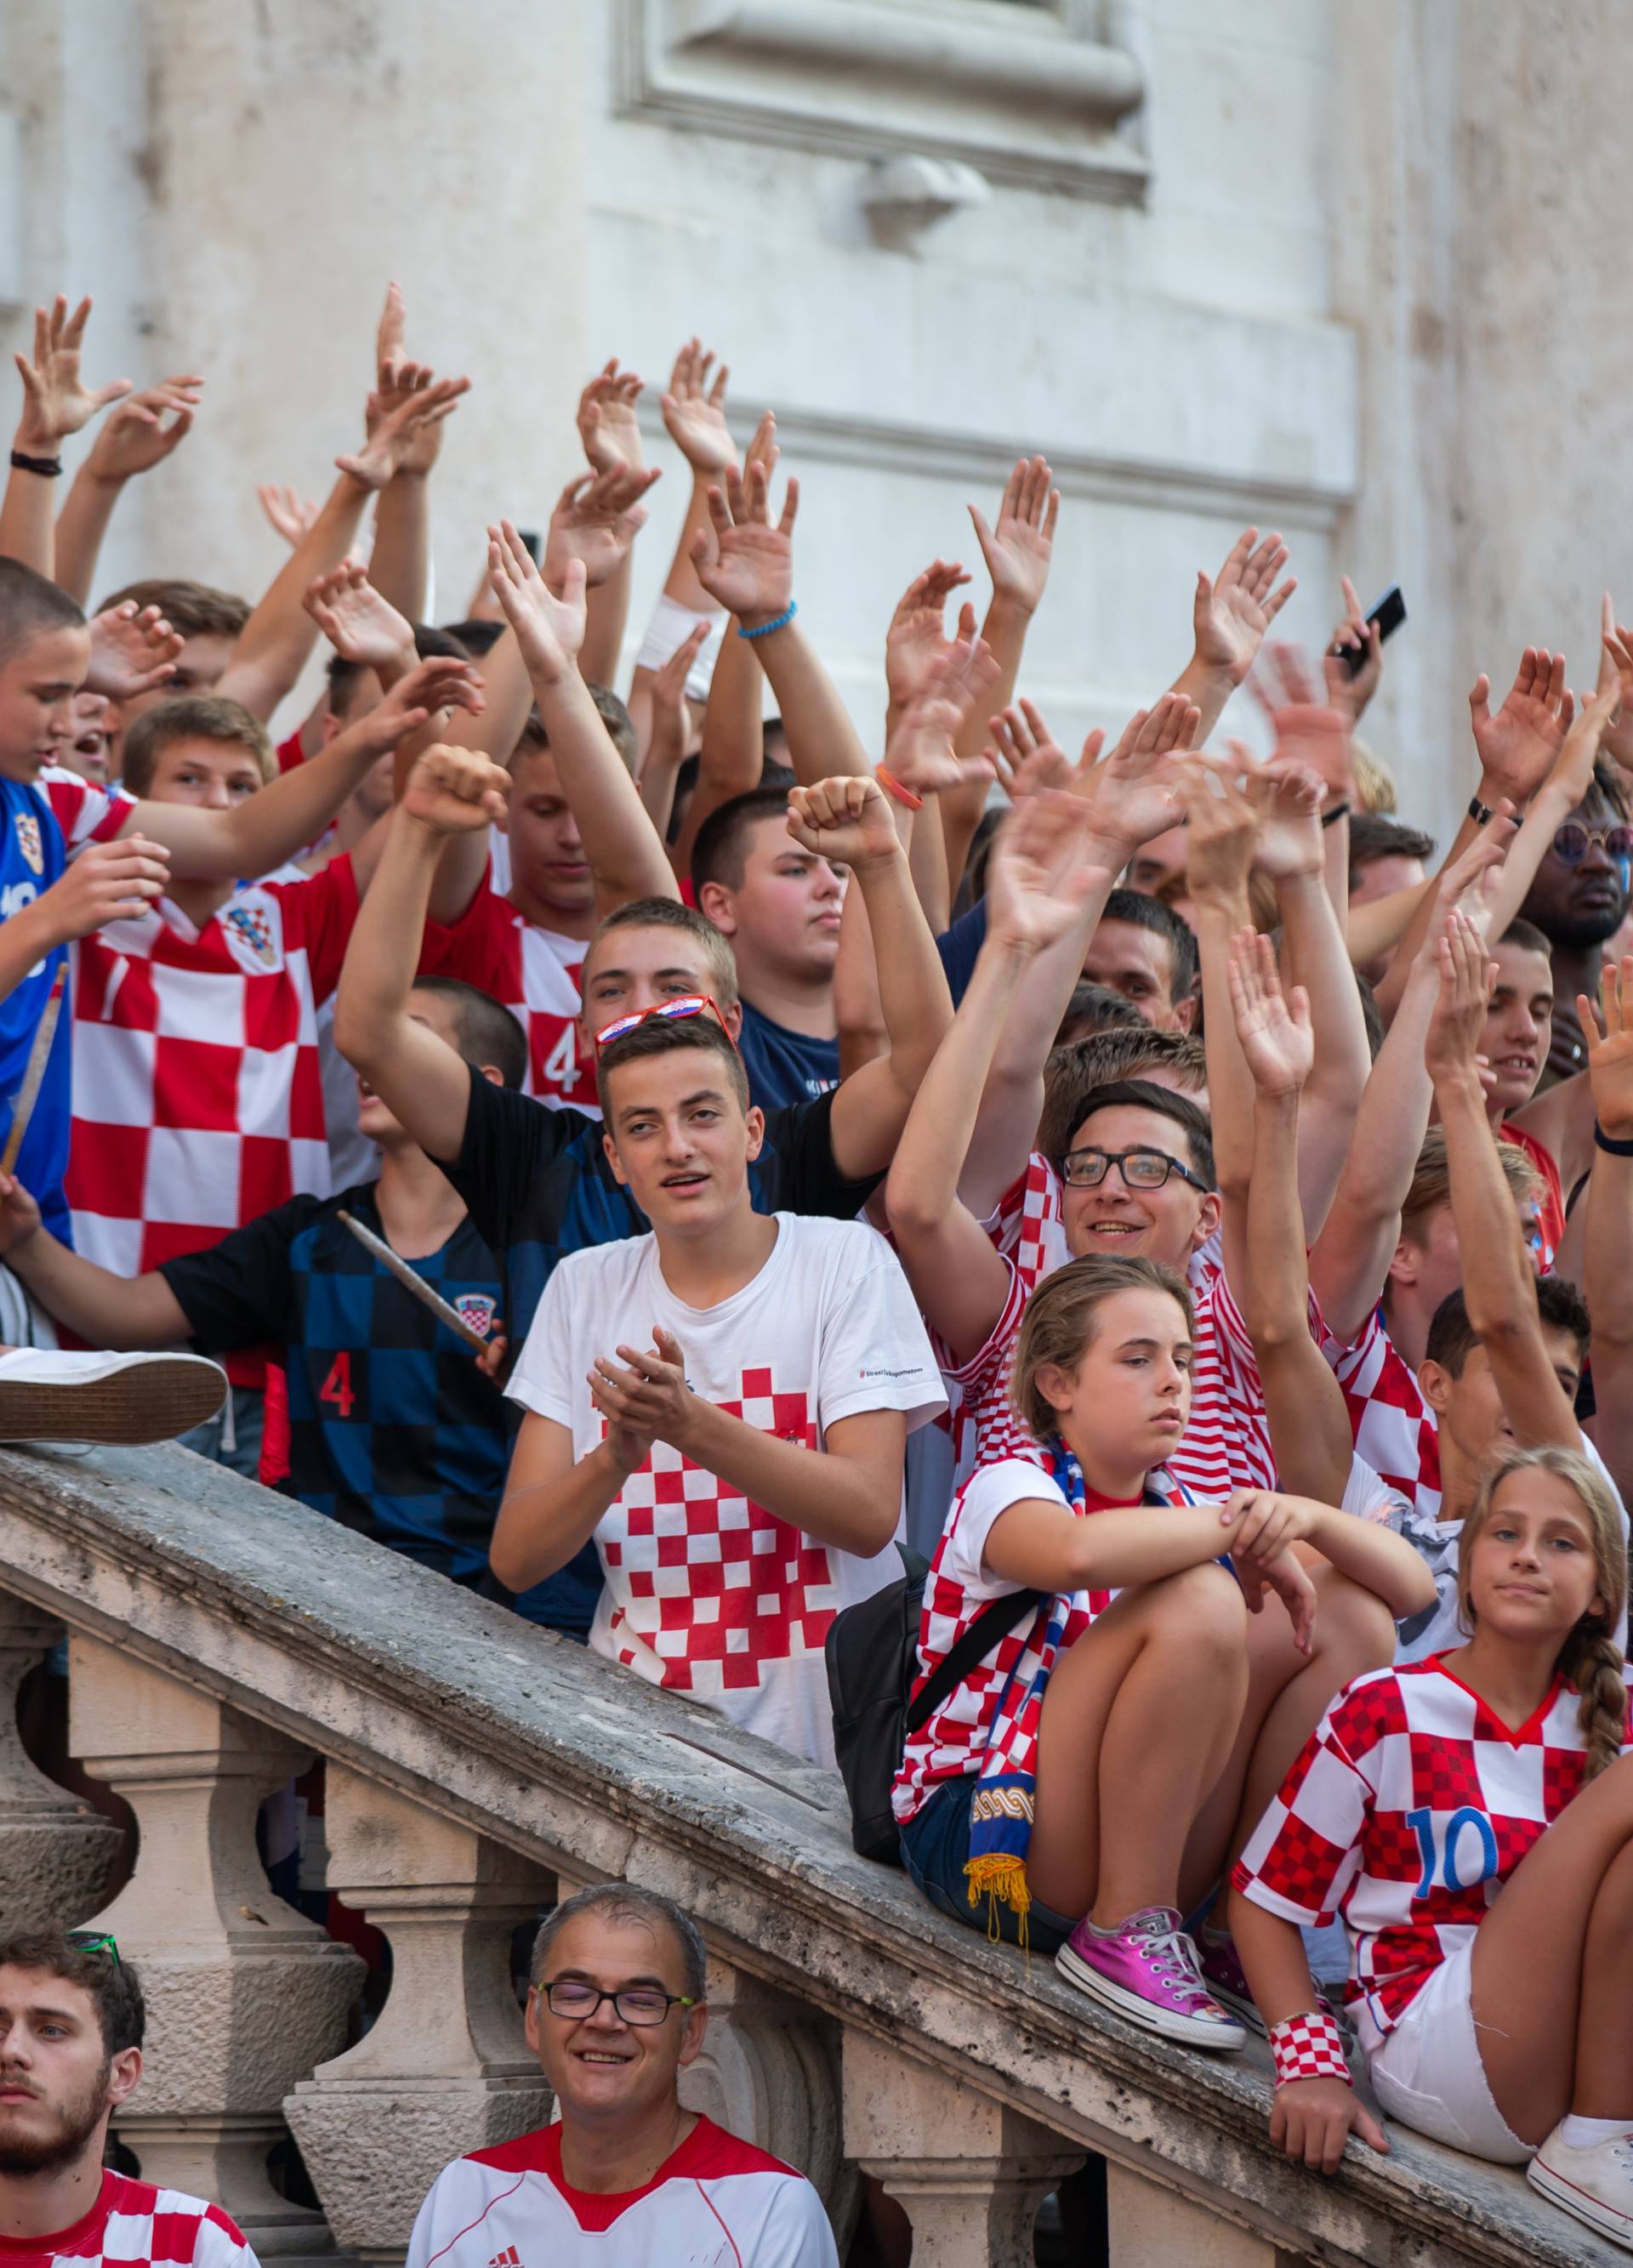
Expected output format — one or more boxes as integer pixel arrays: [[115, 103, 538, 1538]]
[[535, 1980, 695, 2026], [64, 1932, 119, 1967], [1061, 1145, 1206, 1193], [1553, 821, 1633, 867]]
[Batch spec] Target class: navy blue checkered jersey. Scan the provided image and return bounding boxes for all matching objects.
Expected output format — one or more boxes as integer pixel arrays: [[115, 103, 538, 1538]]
[[157, 1184, 600, 1635], [438, 1066, 880, 1350]]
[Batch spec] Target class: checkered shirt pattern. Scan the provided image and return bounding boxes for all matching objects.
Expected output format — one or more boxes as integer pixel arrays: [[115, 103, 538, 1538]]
[[1233, 1657, 1633, 2035], [1500, 1120, 1564, 1273], [66, 861, 355, 1282], [42, 767, 135, 854], [1321, 1307, 1443, 1517], [942, 1156, 1277, 1501], [1269, 2009, 1352, 2088], [599, 1368, 842, 1696], [418, 878, 598, 1113], [33, 2170, 253, 2268]]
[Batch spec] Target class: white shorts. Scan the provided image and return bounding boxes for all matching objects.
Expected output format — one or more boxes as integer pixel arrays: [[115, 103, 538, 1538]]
[[1363, 1943, 1530, 2165]]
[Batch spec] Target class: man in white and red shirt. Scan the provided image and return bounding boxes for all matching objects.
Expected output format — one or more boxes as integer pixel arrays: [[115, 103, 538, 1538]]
[[497, 1009, 942, 1769], [0, 1929, 256, 2268], [408, 1884, 836, 2268]]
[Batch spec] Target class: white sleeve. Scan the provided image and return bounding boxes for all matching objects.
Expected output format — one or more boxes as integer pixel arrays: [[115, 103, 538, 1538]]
[[403, 2172, 447, 2268], [754, 2176, 842, 2267], [817, 1236, 947, 1434], [943, 1458, 1067, 1598], [504, 1255, 578, 1426], [1340, 1453, 1409, 1524], [191, 2220, 259, 2268]]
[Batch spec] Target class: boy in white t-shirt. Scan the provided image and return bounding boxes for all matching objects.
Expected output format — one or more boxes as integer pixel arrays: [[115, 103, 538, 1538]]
[[498, 995, 942, 1767]]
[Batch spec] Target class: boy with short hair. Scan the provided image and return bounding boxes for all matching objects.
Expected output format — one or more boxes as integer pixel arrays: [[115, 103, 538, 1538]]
[[493, 1007, 942, 1765]]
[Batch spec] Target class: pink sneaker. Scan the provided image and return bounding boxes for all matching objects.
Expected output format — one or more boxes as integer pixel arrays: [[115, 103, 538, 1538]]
[[1055, 1906, 1246, 2049], [1196, 1929, 1266, 2035]]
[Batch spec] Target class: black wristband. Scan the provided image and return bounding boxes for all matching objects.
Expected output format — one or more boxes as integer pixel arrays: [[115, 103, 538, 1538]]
[[1320, 800, 1351, 829], [1468, 794, 1494, 827], [9, 448, 62, 477], [1595, 1122, 1633, 1157]]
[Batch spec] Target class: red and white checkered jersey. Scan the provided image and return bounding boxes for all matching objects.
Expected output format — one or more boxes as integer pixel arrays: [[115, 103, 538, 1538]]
[[67, 860, 356, 1276], [407, 2117, 838, 2268], [1233, 1657, 1632, 2043], [1500, 1119, 1563, 1272], [8, 2169, 257, 2268], [1320, 1307, 1443, 1515], [507, 1214, 944, 1765], [41, 766, 135, 857], [942, 1155, 1276, 1501], [895, 1457, 1184, 1822], [418, 876, 597, 1113]]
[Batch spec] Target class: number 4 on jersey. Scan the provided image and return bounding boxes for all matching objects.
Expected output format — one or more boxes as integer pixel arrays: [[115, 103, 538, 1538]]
[[320, 1352, 356, 1419]]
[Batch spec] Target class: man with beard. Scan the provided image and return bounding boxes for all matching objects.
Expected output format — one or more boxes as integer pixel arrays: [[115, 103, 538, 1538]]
[[1518, 758, 1633, 1082], [0, 1933, 253, 2268]]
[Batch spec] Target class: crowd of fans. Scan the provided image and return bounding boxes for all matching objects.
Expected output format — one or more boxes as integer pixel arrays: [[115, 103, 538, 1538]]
[[1, 280, 1632, 2264]]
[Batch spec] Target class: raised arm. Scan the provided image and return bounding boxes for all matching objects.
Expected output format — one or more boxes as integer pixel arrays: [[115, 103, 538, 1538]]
[[487, 520, 677, 912], [1178, 751, 1260, 1283], [332, 746, 512, 1161], [54, 375, 202, 604], [365, 283, 452, 622], [1167, 527, 1296, 743], [572, 358, 648, 685], [1428, 912, 1578, 1446], [1579, 957, 1633, 1496], [1226, 930, 1355, 1505], [3, 295, 131, 579]]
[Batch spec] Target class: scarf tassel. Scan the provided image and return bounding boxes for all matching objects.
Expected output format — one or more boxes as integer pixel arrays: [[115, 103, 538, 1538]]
[[964, 1851, 1031, 1949]]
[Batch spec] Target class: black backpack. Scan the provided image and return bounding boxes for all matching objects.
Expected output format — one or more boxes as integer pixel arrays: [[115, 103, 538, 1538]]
[[824, 1545, 1044, 1865]]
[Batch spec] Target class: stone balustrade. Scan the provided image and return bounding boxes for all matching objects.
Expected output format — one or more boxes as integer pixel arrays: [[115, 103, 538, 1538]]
[[0, 1441, 1619, 2267]]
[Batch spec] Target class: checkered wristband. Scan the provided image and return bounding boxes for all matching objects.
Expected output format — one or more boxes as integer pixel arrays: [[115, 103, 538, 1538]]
[[1270, 2009, 1351, 2089]]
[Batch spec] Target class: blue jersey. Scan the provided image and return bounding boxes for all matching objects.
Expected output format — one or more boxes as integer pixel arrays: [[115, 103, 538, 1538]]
[[0, 770, 130, 1241], [159, 1182, 598, 1634], [737, 1000, 839, 1109]]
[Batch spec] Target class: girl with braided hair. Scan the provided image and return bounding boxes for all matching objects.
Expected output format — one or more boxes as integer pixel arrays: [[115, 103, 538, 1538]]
[[1232, 1442, 1633, 2251]]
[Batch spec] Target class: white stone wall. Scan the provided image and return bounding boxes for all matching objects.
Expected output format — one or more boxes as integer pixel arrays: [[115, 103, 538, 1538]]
[[6, 0, 1613, 854]]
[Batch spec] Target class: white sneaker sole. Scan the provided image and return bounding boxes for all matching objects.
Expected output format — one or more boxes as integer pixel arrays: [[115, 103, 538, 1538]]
[[1528, 2154, 1633, 2250], [1055, 1941, 1247, 2051], [0, 1357, 226, 1447]]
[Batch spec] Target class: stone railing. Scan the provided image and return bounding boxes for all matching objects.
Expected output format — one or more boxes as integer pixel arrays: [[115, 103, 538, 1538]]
[[0, 1442, 1618, 2267]]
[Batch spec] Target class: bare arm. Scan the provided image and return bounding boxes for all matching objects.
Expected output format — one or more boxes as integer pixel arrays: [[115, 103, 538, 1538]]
[[572, 360, 648, 686], [1578, 958, 1633, 1495], [53, 376, 201, 603], [0, 1184, 188, 1346], [3, 295, 132, 578]]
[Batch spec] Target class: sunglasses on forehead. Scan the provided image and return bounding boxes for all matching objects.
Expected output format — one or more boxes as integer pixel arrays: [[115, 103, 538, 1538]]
[[593, 995, 732, 1054], [64, 1931, 120, 1966]]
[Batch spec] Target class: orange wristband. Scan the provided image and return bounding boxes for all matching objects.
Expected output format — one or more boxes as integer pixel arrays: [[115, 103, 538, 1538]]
[[875, 763, 924, 811]]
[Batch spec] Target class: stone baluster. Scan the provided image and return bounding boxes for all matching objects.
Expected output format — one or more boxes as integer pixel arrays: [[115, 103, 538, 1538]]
[[0, 1590, 122, 1930], [68, 1634, 361, 2259], [285, 1763, 553, 2268], [844, 2030, 1082, 2268], [1104, 2164, 1301, 2266]]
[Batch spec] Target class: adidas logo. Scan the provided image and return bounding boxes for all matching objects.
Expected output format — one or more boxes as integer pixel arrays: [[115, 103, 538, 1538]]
[[488, 2248, 521, 2267]]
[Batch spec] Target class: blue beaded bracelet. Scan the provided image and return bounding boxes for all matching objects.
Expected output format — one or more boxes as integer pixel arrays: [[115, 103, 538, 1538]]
[[737, 601, 797, 640]]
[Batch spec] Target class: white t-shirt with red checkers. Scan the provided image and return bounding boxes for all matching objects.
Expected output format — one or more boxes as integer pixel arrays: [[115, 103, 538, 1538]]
[[941, 1154, 1275, 1502], [0, 2169, 258, 2268], [66, 860, 356, 1276], [508, 1213, 944, 1765], [1232, 1656, 1633, 2050], [418, 874, 598, 1113]]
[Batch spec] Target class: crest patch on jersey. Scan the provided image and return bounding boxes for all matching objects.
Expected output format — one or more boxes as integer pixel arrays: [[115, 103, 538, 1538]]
[[14, 813, 43, 875], [224, 901, 278, 970], [454, 1293, 497, 1338]]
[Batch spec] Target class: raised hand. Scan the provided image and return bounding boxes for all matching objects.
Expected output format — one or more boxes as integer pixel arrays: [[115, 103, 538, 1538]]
[[1175, 750, 1258, 901], [1087, 691, 1198, 851], [34, 834, 170, 945], [1579, 954, 1633, 1140], [578, 359, 645, 475], [968, 456, 1060, 617], [982, 789, 1109, 957], [355, 657, 486, 755], [303, 561, 416, 672], [487, 517, 588, 686], [1468, 648, 1573, 805], [83, 602, 184, 699], [1192, 528, 1296, 688], [880, 639, 999, 799], [339, 372, 470, 492], [1424, 910, 1494, 1089], [1596, 595, 1633, 778], [1323, 575, 1383, 722], [1228, 929, 1312, 1097], [785, 775, 898, 872], [1253, 643, 1355, 809], [885, 560, 975, 712], [646, 622, 711, 776], [400, 744, 512, 838], [985, 699, 1083, 802], [80, 376, 202, 484], [689, 460, 798, 623], [543, 463, 663, 593], [366, 285, 463, 480], [1535, 671, 1621, 813], [256, 483, 321, 549], [1246, 758, 1324, 881], [661, 338, 737, 476], [13, 295, 131, 452]]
